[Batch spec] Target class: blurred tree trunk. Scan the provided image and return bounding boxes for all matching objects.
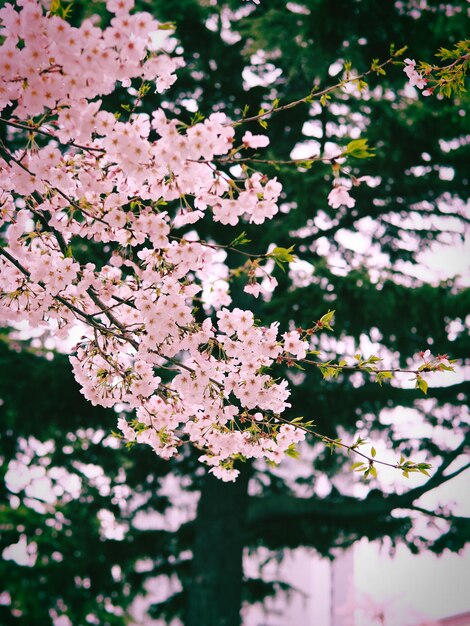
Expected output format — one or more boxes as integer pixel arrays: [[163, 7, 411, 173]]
[[186, 466, 251, 626]]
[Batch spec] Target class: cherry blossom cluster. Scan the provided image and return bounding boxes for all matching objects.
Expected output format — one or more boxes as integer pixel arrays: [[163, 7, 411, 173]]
[[417, 350, 453, 372], [0, 0, 306, 480], [403, 58, 432, 96], [0, 1, 449, 481]]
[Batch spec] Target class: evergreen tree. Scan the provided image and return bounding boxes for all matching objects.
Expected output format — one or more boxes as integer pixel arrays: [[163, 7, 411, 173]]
[[0, 1, 468, 625]]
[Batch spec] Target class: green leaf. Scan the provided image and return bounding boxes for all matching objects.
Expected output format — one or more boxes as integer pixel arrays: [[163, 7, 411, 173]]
[[371, 446, 376, 458], [375, 371, 393, 386], [415, 375, 429, 395], [344, 138, 376, 159], [232, 453, 247, 463], [268, 246, 297, 271], [395, 45, 408, 57], [319, 365, 340, 379], [257, 108, 268, 129], [356, 79, 368, 91], [285, 444, 300, 459], [324, 437, 342, 453], [352, 436, 368, 449], [350, 462, 366, 471], [49, 0, 63, 16], [370, 58, 386, 75], [438, 363, 455, 372], [229, 231, 251, 247], [319, 310, 335, 331], [158, 21, 176, 30], [269, 246, 296, 262], [190, 111, 205, 125]]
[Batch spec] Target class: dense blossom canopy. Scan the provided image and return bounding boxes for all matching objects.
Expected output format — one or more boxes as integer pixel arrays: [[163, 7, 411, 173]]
[[0, 0, 315, 481], [0, 0, 459, 481]]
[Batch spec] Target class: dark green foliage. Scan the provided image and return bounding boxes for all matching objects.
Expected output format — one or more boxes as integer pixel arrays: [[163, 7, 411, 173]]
[[1, 1, 468, 624], [0, 339, 196, 625]]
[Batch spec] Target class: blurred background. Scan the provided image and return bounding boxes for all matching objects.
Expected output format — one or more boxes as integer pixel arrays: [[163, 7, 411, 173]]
[[0, 0, 469, 624]]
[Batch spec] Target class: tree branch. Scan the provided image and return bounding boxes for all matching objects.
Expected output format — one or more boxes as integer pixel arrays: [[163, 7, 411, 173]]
[[247, 438, 469, 526]]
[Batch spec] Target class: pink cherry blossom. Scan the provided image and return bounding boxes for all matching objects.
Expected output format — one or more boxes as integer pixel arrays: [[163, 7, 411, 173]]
[[327, 185, 355, 209], [242, 130, 269, 149], [0, 0, 398, 480], [403, 58, 427, 90]]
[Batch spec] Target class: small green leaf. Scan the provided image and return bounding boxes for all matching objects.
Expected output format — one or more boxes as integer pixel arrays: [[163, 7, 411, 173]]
[[285, 444, 300, 459], [269, 246, 297, 262], [319, 310, 335, 331], [190, 111, 205, 125], [376, 371, 393, 386], [356, 80, 368, 92], [351, 462, 365, 471], [229, 231, 251, 247], [158, 22, 176, 30], [395, 45, 408, 57], [319, 365, 340, 379], [268, 246, 297, 271], [415, 375, 429, 395], [257, 108, 268, 129], [344, 138, 376, 159]]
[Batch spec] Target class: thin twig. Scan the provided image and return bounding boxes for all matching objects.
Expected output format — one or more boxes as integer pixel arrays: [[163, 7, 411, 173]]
[[232, 55, 396, 126], [0, 116, 105, 153]]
